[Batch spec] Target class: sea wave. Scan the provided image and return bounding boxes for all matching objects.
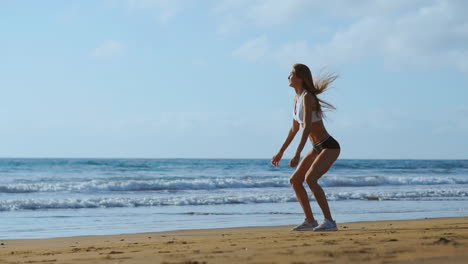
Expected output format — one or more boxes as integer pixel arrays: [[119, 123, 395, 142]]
[[1, 175, 468, 193], [1, 189, 467, 211]]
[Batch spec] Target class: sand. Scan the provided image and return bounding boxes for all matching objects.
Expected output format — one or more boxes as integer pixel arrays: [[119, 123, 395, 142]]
[[1, 217, 467, 264]]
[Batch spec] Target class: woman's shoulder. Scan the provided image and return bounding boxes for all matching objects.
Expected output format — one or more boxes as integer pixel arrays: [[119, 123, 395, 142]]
[[303, 92, 315, 102], [303, 92, 318, 109]]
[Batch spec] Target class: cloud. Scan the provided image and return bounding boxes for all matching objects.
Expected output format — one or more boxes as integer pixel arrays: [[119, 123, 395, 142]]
[[128, 0, 170, 8], [127, 0, 184, 24], [232, 35, 270, 62], [213, 0, 311, 33], [214, 0, 432, 28], [227, 0, 468, 73], [93, 40, 125, 58]]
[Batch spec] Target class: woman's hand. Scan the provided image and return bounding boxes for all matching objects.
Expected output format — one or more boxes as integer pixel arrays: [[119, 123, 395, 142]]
[[289, 154, 300, 167], [271, 152, 283, 167]]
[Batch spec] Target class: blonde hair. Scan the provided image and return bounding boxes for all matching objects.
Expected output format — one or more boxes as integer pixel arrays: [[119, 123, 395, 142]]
[[293, 63, 337, 118]]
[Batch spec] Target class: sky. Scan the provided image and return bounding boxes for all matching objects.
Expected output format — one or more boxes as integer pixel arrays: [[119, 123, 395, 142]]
[[0, 0, 467, 159]]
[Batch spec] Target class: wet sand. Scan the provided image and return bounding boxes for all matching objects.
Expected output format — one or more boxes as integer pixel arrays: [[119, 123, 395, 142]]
[[1, 217, 467, 263]]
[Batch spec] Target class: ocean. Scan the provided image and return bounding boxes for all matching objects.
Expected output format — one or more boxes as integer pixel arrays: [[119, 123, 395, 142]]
[[1, 158, 467, 239]]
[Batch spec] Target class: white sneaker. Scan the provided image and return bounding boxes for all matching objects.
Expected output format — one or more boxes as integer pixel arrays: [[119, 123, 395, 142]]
[[291, 219, 318, 231], [313, 219, 338, 232]]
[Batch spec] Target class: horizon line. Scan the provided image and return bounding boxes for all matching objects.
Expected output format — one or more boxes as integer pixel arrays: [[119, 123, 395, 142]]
[[0, 157, 466, 160]]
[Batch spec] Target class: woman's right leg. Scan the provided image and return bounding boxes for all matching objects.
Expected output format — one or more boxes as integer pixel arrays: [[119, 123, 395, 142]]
[[305, 148, 340, 221], [289, 149, 317, 221]]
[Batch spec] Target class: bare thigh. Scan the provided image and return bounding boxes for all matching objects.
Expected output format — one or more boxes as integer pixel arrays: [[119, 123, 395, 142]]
[[290, 149, 318, 184], [305, 149, 340, 183]]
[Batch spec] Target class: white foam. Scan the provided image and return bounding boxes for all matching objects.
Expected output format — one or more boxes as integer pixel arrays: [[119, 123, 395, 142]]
[[1, 174, 467, 193], [1, 188, 467, 211]]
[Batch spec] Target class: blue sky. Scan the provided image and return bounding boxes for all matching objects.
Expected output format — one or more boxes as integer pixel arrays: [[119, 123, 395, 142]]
[[1, 0, 467, 159]]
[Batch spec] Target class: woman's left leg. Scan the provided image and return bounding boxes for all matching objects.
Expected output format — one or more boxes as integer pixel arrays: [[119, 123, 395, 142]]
[[289, 149, 318, 222]]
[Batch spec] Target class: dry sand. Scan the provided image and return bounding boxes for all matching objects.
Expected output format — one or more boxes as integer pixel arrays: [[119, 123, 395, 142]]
[[1, 217, 467, 264]]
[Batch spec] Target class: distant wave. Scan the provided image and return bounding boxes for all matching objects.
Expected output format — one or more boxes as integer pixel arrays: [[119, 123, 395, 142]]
[[321, 175, 468, 187], [2, 158, 467, 170], [1, 188, 467, 211], [1, 174, 468, 193], [333, 160, 468, 170]]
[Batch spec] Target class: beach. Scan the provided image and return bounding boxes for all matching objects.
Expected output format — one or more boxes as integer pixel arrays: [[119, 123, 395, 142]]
[[1, 217, 467, 264], [1, 159, 467, 263]]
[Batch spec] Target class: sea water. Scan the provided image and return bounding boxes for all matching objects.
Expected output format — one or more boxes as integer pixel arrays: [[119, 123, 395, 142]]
[[1, 158, 467, 239]]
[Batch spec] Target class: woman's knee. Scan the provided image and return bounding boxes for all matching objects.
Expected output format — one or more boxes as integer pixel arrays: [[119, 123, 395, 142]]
[[305, 176, 320, 190], [289, 176, 304, 188]]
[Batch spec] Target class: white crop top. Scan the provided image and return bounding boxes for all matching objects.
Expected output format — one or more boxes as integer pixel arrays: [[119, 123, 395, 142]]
[[293, 90, 322, 124]]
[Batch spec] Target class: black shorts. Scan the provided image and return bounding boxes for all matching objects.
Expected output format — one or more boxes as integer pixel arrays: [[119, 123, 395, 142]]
[[313, 136, 340, 154]]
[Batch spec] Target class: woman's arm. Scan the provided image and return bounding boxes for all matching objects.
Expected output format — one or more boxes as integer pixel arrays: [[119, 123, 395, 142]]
[[280, 120, 300, 152], [271, 120, 300, 167]]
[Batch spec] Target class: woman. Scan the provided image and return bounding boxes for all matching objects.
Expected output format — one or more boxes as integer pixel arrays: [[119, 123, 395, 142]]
[[271, 63, 340, 232]]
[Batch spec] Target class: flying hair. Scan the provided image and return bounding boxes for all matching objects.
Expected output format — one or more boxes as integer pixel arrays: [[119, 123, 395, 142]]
[[292, 63, 338, 118]]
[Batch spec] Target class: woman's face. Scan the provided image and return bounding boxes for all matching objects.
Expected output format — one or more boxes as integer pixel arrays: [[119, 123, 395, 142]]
[[288, 69, 302, 88]]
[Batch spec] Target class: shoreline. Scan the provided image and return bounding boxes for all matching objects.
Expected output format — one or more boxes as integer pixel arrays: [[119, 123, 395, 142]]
[[1, 216, 467, 263]]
